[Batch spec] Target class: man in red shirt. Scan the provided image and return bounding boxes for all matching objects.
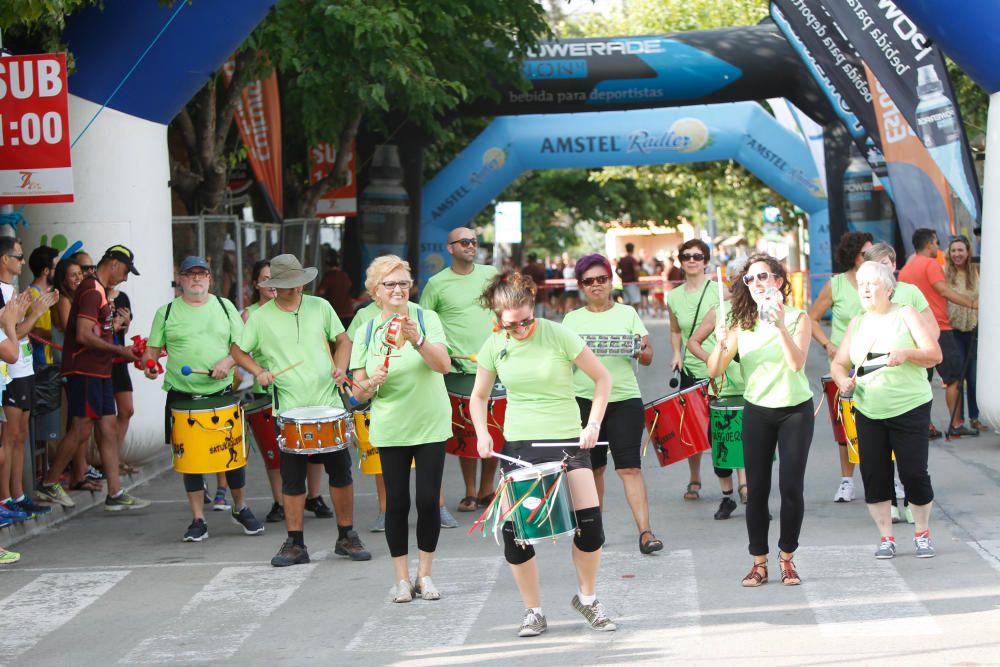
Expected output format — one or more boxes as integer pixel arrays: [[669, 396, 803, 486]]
[[898, 229, 979, 438], [35, 245, 151, 509]]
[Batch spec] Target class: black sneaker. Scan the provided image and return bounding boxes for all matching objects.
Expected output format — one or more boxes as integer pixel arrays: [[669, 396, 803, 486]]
[[265, 502, 285, 523], [271, 537, 310, 567], [947, 424, 980, 438], [183, 519, 208, 542], [334, 529, 372, 561], [928, 424, 943, 440], [232, 506, 265, 535], [714, 496, 738, 520], [305, 495, 334, 518]]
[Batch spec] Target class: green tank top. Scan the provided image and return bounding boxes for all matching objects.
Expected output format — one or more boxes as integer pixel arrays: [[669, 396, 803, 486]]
[[830, 273, 862, 346], [715, 301, 744, 397], [849, 306, 932, 419], [737, 306, 813, 408]]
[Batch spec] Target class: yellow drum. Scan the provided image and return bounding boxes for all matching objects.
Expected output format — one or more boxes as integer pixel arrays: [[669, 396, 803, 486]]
[[839, 395, 860, 464], [171, 396, 246, 474], [353, 410, 412, 475]]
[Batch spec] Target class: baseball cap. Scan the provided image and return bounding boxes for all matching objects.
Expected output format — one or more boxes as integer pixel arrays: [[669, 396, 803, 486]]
[[179, 256, 210, 273], [103, 245, 140, 275]]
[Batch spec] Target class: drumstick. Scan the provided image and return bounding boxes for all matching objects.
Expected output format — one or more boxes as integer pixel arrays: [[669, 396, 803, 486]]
[[532, 441, 610, 447], [491, 451, 533, 468], [180, 365, 210, 376], [272, 360, 303, 378], [716, 266, 726, 308], [451, 354, 478, 362]]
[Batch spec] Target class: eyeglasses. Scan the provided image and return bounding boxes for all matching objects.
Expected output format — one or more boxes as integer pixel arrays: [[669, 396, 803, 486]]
[[742, 271, 774, 285], [580, 275, 610, 287], [182, 271, 210, 279], [5, 254, 24, 261], [381, 280, 412, 291], [449, 238, 478, 248], [680, 252, 706, 262], [500, 317, 534, 331]]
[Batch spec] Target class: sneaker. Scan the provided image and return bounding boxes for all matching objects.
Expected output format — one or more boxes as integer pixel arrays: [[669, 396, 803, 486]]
[[518, 608, 548, 637], [104, 490, 151, 512], [183, 519, 208, 542], [947, 424, 980, 438], [904, 506, 915, 524], [834, 479, 855, 503], [212, 489, 231, 511], [440, 506, 459, 529], [265, 502, 285, 523], [875, 539, 896, 559], [414, 575, 441, 600], [232, 506, 265, 535], [0, 517, 11, 529], [35, 483, 75, 508], [0, 548, 21, 565], [713, 496, 737, 520], [928, 424, 943, 440], [914, 535, 935, 558], [391, 579, 414, 603], [0, 501, 29, 522], [371, 512, 385, 533], [305, 495, 334, 518], [271, 537, 310, 567], [335, 530, 372, 561], [891, 505, 902, 524], [571, 595, 617, 632], [10, 497, 51, 518], [85, 465, 105, 482]]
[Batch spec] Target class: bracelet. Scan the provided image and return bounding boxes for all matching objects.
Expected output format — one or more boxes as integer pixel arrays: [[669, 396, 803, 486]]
[[414, 335, 425, 350]]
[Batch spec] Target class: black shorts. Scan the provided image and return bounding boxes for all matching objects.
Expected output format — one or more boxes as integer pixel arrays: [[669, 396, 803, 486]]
[[935, 330, 963, 385], [66, 375, 116, 420], [111, 362, 133, 394], [3, 376, 34, 411], [500, 438, 592, 474], [577, 397, 644, 469]]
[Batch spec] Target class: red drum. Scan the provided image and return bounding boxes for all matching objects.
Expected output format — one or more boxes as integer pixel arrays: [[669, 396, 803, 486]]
[[643, 381, 711, 467], [244, 395, 281, 470], [444, 373, 506, 459], [822, 374, 847, 445]]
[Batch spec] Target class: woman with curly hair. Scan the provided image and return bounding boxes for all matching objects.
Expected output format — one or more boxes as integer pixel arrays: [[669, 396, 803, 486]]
[[708, 254, 814, 587], [808, 231, 873, 503], [944, 236, 984, 431]]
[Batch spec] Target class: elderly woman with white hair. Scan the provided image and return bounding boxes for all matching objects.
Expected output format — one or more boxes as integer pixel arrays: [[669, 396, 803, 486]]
[[830, 261, 942, 560]]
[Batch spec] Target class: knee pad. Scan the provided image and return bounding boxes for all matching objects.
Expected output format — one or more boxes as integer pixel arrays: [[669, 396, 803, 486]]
[[182, 473, 205, 494], [573, 506, 605, 552], [326, 451, 353, 488], [225, 467, 247, 491], [502, 522, 535, 565]]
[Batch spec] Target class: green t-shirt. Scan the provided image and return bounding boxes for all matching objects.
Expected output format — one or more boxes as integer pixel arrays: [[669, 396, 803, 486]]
[[666, 279, 718, 379], [239, 295, 345, 411], [849, 307, 932, 419], [420, 264, 497, 374], [243, 302, 268, 394], [713, 301, 745, 397], [830, 273, 863, 346], [148, 296, 243, 395], [736, 306, 813, 408], [562, 303, 647, 402], [346, 301, 379, 340], [892, 282, 929, 311], [349, 304, 452, 447], [478, 319, 585, 441]]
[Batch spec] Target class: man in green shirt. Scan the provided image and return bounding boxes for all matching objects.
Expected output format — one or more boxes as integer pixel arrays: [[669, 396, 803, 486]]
[[231, 254, 370, 567], [143, 256, 263, 543], [419, 227, 499, 512]]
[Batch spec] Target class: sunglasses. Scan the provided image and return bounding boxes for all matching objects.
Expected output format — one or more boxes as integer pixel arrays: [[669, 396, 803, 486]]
[[449, 238, 478, 248], [680, 252, 706, 262], [5, 254, 24, 261], [81, 265, 97, 272], [580, 275, 610, 287], [742, 271, 774, 286], [500, 317, 534, 331], [381, 280, 412, 290]]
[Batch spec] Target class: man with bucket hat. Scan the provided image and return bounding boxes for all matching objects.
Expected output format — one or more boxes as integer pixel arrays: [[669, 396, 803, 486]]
[[231, 254, 370, 567]]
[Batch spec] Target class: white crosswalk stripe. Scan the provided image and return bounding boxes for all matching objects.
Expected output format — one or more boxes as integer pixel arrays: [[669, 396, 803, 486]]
[[0, 570, 130, 659], [119, 564, 316, 664], [968, 540, 1000, 576]]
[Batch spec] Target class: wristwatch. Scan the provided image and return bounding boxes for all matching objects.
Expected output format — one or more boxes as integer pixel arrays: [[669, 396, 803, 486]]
[[414, 335, 426, 350]]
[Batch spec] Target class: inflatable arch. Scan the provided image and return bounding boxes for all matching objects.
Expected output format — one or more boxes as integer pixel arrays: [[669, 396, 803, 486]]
[[419, 102, 828, 292]]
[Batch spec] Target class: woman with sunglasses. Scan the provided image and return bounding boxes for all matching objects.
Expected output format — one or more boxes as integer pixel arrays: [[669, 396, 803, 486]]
[[708, 254, 814, 587], [563, 254, 660, 555], [471, 272, 615, 637], [944, 236, 984, 432], [351, 256, 452, 603]]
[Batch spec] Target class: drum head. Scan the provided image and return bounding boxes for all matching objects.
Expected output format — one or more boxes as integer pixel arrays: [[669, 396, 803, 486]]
[[171, 395, 240, 413], [278, 406, 347, 422], [505, 460, 564, 482], [242, 394, 272, 415], [710, 396, 745, 410], [445, 373, 506, 399]]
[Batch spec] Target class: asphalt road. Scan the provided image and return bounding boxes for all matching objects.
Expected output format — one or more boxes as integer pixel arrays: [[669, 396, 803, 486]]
[[2, 318, 999, 666]]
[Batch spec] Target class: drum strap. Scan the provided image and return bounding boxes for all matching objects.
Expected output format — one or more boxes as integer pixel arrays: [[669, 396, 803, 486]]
[[682, 282, 710, 375], [164, 295, 234, 345]]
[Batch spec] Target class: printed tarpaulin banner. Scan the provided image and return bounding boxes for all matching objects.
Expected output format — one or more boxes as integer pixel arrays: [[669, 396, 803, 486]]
[[821, 0, 981, 225]]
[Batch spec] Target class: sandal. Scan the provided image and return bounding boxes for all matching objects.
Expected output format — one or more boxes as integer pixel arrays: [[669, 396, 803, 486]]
[[779, 554, 801, 586], [477, 492, 495, 508], [71, 479, 103, 492], [738, 484, 748, 505], [741, 560, 768, 587], [683, 481, 702, 501], [971, 419, 988, 432], [457, 496, 477, 512], [639, 530, 663, 555]]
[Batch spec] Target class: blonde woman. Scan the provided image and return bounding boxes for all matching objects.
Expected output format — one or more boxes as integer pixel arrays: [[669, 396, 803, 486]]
[[944, 236, 983, 431]]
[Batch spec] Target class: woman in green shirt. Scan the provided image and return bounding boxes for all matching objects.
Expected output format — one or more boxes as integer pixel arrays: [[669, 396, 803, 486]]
[[807, 231, 873, 504], [830, 262, 941, 559], [471, 272, 615, 637], [563, 254, 661, 555], [708, 254, 814, 587]]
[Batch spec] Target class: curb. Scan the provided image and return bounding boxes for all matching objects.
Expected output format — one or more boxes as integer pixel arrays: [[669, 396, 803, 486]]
[[1, 450, 173, 549]]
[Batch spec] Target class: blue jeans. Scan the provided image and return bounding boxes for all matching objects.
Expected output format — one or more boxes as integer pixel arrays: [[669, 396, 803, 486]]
[[953, 328, 979, 420]]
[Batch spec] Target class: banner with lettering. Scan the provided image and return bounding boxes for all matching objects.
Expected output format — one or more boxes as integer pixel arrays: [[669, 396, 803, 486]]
[[309, 141, 357, 217]]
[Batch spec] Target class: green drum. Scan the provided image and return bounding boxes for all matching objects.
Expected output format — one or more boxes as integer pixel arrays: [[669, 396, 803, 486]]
[[710, 396, 745, 469], [502, 461, 577, 545]]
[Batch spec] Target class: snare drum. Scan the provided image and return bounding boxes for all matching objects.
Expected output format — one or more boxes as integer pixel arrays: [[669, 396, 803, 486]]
[[502, 461, 577, 545], [276, 406, 353, 454], [710, 396, 745, 469], [643, 381, 711, 467], [244, 395, 280, 470], [444, 373, 506, 459], [839, 393, 860, 464], [170, 396, 246, 474], [822, 374, 848, 444]]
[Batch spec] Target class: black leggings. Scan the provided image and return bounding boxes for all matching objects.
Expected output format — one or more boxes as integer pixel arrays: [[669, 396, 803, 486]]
[[856, 401, 934, 506], [742, 399, 814, 556], [379, 442, 446, 558]]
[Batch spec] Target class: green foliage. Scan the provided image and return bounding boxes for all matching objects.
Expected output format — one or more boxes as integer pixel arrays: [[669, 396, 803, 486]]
[[0, 0, 103, 67]]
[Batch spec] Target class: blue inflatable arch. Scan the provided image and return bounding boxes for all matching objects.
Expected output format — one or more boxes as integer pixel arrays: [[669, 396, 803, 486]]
[[418, 101, 828, 288]]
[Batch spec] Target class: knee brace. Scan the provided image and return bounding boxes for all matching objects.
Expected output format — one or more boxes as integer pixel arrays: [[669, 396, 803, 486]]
[[573, 507, 605, 553], [326, 451, 353, 488], [502, 522, 535, 565], [182, 473, 205, 494]]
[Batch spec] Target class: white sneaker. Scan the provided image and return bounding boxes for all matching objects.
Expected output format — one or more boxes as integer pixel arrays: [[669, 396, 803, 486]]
[[834, 479, 855, 503]]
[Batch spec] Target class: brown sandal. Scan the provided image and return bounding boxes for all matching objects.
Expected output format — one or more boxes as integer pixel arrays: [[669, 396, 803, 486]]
[[779, 554, 801, 586], [683, 481, 702, 501], [741, 560, 768, 587]]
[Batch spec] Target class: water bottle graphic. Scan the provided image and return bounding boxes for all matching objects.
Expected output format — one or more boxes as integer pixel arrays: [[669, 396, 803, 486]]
[[843, 145, 895, 245], [915, 64, 978, 219], [359, 145, 410, 268]]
